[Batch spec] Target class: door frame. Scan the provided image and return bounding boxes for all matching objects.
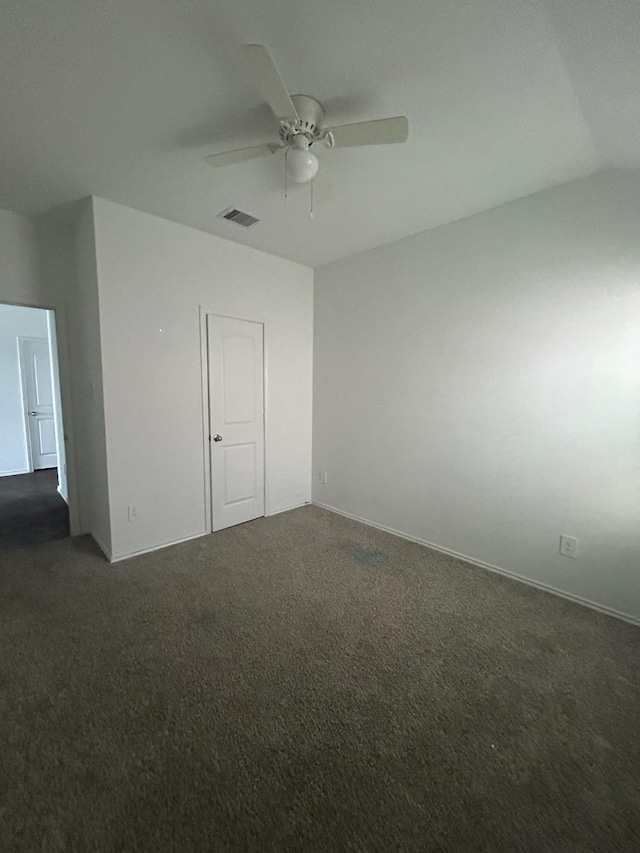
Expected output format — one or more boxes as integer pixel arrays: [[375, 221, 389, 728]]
[[199, 306, 268, 533]]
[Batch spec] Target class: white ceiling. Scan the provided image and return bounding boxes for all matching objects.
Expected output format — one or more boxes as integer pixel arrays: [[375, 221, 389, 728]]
[[0, 0, 637, 266]]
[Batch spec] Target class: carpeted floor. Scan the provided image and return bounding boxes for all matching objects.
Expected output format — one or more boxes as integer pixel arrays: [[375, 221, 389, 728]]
[[0, 468, 69, 549], [0, 506, 639, 852]]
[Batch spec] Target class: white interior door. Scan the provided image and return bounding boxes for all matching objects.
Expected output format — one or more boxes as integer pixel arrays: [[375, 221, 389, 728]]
[[19, 337, 58, 470], [207, 314, 265, 532]]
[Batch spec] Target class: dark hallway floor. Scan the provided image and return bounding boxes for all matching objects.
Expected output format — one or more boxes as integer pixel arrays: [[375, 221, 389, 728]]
[[0, 468, 69, 549]]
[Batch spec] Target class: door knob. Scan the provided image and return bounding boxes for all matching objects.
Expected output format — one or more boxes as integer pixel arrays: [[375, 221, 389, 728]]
[[213, 434, 223, 442], [30, 411, 38, 416]]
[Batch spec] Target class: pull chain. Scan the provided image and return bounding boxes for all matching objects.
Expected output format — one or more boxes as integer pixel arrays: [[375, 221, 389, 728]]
[[284, 149, 288, 204], [310, 180, 314, 219]]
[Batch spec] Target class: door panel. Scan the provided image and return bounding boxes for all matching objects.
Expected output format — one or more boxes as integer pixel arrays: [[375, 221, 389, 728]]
[[223, 336, 256, 424], [223, 443, 257, 504], [37, 418, 57, 456], [33, 349, 54, 407], [208, 315, 265, 532], [20, 337, 57, 470]]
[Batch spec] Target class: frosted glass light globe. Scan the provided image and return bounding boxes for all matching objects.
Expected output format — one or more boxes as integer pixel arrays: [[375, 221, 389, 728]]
[[287, 147, 319, 184]]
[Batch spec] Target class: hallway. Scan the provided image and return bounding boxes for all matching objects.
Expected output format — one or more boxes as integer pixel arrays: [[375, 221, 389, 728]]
[[0, 469, 69, 549]]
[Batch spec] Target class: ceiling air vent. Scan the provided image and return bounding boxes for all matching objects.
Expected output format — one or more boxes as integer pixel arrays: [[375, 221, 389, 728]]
[[218, 207, 260, 227]]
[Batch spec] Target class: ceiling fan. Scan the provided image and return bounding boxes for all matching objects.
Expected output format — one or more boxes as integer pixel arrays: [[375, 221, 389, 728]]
[[204, 44, 409, 188]]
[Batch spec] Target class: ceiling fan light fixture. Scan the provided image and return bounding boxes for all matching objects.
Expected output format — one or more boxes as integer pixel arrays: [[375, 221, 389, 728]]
[[287, 136, 319, 184]]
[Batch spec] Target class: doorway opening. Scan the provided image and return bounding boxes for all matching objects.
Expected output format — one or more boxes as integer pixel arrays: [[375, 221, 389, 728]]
[[0, 303, 69, 548]]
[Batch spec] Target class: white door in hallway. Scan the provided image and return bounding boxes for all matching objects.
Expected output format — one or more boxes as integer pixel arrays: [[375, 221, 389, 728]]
[[19, 337, 57, 470], [207, 314, 265, 532]]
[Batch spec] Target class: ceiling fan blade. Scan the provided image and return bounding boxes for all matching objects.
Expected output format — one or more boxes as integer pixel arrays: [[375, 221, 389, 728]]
[[312, 167, 336, 205], [327, 116, 409, 148], [204, 144, 279, 168], [239, 44, 299, 122]]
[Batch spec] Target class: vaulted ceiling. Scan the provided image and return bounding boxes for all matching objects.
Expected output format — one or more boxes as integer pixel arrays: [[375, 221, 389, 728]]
[[0, 0, 638, 266]]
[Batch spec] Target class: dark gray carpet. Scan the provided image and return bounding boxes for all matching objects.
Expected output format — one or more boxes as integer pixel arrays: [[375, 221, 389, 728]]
[[1, 506, 639, 852], [0, 468, 69, 549]]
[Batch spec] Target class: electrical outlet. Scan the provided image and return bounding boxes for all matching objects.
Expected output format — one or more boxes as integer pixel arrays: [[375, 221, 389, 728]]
[[559, 535, 578, 558], [128, 504, 138, 523], [319, 471, 328, 484]]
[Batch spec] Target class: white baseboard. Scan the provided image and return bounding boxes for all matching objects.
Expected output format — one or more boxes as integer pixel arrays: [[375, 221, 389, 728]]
[[267, 501, 309, 517], [312, 500, 640, 628], [109, 530, 208, 564], [91, 533, 112, 562], [106, 506, 308, 564], [107, 505, 310, 563], [0, 468, 30, 478]]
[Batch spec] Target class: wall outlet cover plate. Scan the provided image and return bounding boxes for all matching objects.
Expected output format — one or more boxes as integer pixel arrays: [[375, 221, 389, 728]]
[[559, 534, 578, 558]]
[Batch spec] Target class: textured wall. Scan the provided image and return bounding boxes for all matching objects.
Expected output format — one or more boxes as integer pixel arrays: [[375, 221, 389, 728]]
[[314, 170, 640, 621], [92, 198, 314, 560]]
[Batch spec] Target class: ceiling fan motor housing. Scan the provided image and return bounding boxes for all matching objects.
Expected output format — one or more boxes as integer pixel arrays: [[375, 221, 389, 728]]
[[279, 94, 326, 146]]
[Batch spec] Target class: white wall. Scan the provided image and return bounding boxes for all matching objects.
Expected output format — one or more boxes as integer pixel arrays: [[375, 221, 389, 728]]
[[0, 303, 49, 475], [91, 197, 313, 561], [71, 201, 111, 553], [0, 209, 42, 306], [314, 169, 640, 622]]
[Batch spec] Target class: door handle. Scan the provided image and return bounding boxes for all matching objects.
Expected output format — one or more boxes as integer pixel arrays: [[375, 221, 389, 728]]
[[213, 434, 223, 442], [30, 411, 38, 416]]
